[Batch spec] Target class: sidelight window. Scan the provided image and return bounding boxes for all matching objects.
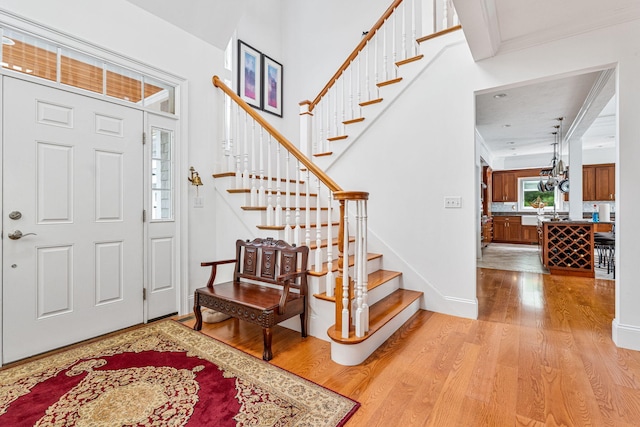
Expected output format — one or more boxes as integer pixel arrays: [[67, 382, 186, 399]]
[[151, 127, 174, 220]]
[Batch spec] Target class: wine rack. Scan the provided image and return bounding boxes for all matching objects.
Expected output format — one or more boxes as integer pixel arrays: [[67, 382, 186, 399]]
[[543, 222, 594, 277]]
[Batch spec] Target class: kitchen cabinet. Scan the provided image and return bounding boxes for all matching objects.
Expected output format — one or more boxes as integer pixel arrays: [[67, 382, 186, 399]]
[[583, 163, 615, 201], [492, 172, 517, 202], [594, 164, 615, 201], [493, 216, 521, 242], [521, 225, 538, 244]]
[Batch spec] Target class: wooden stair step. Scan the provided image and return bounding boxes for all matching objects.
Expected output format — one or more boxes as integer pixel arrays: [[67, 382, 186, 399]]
[[309, 236, 355, 250], [228, 189, 318, 197], [343, 117, 365, 125], [241, 206, 328, 211], [326, 289, 422, 344], [309, 252, 382, 277], [257, 221, 339, 231], [327, 135, 348, 142], [376, 77, 402, 87], [416, 24, 462, 44], [359, 98, 383, 107], [213, 172, 303, 184], [313, 151, 333, 157], [313, 269, 402, 302], [396, 54, 424, 66]]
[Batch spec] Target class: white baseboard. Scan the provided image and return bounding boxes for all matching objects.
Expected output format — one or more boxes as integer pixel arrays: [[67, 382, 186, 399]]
[[612, 318, 640, 351]]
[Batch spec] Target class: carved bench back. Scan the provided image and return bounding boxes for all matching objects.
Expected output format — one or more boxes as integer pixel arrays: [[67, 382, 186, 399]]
[[234, 238, 309, 294]]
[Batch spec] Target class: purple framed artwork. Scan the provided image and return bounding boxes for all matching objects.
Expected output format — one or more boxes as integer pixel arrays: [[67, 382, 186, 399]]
[[262, 54, 283, 117], [237, 40, 262, 109]]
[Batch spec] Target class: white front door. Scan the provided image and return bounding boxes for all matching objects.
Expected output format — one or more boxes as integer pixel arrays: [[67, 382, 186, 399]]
[[2, 77, 144, 363]]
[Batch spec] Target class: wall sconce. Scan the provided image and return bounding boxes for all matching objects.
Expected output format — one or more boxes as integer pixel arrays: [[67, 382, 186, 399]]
[[188, 166, 203, 196]]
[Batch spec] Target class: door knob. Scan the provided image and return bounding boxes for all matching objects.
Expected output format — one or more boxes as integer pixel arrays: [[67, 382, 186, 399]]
[[8, 230, 37, 240]]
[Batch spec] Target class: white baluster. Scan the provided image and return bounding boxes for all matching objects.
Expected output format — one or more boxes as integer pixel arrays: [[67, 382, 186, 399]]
[[401, 1, 407, 60], [362, 199, 369, 332], [341, 72, 346, 135], [374, 32, 379, 98], [442, 0, 449, 30], [294, 161, 301, 245], [392, 6, 397, 77], [312, 106, 318, 155], [349, 65, 354, 120], [305, 169, 311, 248], [242, 111, 250, 189], [357, 52, 362, 117], [325, 191, 334, 297], [235, 103, 242, 189], [284, 152, 292, 243], [315, 178, 322, 273], [355, 200, 364, 337], [250, 120, 258, 206], [383, 20, 388, 82], [326, 89, 332, 142], [258, 128, 266, 207], [341, 201, 350, 339], [365, 41, 370, 101], [275, 141, 282, 226], [333, 85, 338, 138], [411, 0, 417, 57], [266, 133, 274, 225]]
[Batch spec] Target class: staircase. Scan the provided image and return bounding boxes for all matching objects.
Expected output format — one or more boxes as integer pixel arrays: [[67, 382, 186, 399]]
[[210, 0, 461, 365], [212, 169, 422, 365]]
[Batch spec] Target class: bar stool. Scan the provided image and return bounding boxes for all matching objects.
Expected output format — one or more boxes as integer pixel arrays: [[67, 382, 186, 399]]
[[594, 229, 615, 278]]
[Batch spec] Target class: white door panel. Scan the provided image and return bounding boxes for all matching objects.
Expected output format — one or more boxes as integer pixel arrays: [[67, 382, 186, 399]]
[[2, 77, 144, 363], [145, 114, 179, 320]]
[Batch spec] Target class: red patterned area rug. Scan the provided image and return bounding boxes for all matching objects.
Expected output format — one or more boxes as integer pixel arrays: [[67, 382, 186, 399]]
[[0, 320, 359, 426]]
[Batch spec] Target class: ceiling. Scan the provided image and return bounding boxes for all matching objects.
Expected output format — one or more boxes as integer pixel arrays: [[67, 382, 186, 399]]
[[453, 0, 634, 164]]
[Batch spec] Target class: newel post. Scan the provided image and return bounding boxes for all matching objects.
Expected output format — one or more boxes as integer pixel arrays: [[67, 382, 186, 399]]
[[299, 100, 313, 158]]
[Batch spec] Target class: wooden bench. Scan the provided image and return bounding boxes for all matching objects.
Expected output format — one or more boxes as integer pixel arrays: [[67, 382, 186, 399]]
[[193, 237, 309, 361]]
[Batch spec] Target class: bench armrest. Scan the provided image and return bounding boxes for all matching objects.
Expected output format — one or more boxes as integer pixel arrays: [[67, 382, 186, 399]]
[[201, 259, 236, 288], [276, 271, 308, 315]]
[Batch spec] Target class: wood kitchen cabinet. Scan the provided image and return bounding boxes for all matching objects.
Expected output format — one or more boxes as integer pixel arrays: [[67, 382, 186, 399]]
[[492, 172, 517, 202], [521, 225, 539, 244], [583, 163, 615, 201], [493, 216, 521, 242]]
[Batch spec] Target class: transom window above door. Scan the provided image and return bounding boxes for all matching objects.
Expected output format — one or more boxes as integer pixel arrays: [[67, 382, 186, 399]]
[[1, 28, 176, 114]]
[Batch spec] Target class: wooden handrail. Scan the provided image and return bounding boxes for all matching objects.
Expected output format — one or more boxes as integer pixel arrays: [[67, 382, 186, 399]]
[[213, 75, 343, 193], [308, 0, 404, 112]]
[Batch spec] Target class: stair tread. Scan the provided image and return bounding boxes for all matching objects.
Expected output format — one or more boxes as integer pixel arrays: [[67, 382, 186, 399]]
[[241, 206, 328, 211], [396, 54, 424, 67], [213, 172, 303, 184], [343, 117, 365, 125], [256, 221, 339, 231], [309, 252, 382, 277], [327, 135, 348, 141], [326, 289, 422, 344], [359, 98, 383, 107], [376, 77, 402, 87], [228, 189, 318, 197], [309, 236, 355, 250], [314, 151, 333, 157], [313, 269, 402, 302]]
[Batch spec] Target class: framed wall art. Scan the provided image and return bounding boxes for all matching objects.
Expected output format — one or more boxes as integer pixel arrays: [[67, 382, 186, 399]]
[[237, 40, 262, 109], [262, 54, 283, 117]]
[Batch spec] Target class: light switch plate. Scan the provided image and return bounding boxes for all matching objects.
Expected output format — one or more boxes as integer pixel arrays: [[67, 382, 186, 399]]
[[193, 197, 204, 208], [444, 196, 462, 208]]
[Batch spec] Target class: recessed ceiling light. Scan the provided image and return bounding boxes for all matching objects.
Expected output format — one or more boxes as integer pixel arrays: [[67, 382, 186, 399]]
[[2, 36, 14, 46], [494, 93, 507, 99], [510, 147, 516, 150], [507, 141, 515, 145], [503, 124, 511, 128]]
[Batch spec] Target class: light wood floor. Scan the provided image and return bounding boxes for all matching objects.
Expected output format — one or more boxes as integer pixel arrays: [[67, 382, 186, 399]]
[[180, 268, 640, 426]]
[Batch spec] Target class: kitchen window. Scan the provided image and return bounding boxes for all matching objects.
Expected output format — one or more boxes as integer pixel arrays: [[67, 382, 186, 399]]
[[520, 177, 555, 210]]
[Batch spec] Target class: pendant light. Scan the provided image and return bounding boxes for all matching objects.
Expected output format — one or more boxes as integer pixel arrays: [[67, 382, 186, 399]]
[[556, 117, 566, 176]]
